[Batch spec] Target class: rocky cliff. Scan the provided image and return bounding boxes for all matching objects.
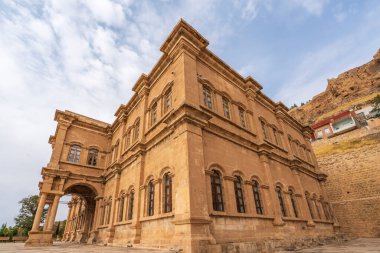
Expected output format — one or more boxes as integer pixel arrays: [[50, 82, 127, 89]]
[[289, 49, 380, 126]]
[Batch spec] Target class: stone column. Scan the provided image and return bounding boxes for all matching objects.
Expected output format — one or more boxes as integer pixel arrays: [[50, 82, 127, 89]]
[[92, 197, 102, 230], [62, 202, 73, 241], [244, 181, 254, 214], [31, 193, 48, 231], [259, 152, 284, 226], [43, 203, 52, 231], [48, 120, 71, 170], [46, 194, 61, 231]]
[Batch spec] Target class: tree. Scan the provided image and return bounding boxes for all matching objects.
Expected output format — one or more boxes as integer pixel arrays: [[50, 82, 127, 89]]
[[290, 103, 298, 109], [14, 195, 47, 235], [373, 94, 380, 106]]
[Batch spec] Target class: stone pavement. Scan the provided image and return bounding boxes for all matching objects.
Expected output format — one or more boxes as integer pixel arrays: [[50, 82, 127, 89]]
[[279, 238, 380, 253], [0, 238, 379, 253], [0, 242, 173, 253]]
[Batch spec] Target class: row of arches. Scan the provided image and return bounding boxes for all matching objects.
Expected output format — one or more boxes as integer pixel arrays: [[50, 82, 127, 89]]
[[208, 167, 332, 222], [202, 83, 249, 128]]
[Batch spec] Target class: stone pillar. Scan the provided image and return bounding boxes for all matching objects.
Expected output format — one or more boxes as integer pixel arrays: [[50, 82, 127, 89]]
[[105, 171, 121, 244], [31, 193, 48, 231], [48, 120, 71, 170], [46, 194, 61, 231], [62, 202, 73, 241], [292, 168, 315, 227], [43, 203, 52, 231], [259, 152, 284, 226]]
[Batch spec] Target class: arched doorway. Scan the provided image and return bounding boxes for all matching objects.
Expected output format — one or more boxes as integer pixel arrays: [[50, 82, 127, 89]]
[[60, 184, 97, 243]]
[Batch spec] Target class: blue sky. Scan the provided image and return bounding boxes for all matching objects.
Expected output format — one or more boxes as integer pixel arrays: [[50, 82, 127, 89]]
[[0, 0, 379, 225]]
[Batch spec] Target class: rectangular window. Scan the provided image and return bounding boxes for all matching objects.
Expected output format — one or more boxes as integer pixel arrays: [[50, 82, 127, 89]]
[[203, 86, 212, 109], [222, 97, 231, 119], [261, 121, 268, 140], [324, 128, 330, 134], [239, 107, 246, 127], [164, 88, 172, 113], [151, 103, 157, 126]]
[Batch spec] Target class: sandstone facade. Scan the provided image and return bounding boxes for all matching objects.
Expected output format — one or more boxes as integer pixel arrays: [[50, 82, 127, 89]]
[[26, 20, 337, 253]]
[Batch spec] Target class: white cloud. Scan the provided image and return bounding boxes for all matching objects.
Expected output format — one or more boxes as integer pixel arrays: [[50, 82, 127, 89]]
[[289, 0, 329, 16], [0, 0, 245, 225]]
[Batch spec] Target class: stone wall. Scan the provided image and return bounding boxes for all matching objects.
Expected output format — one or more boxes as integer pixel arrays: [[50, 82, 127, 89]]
[[313, 121, 380, 237]]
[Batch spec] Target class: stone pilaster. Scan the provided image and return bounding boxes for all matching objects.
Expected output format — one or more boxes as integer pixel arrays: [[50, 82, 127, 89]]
[[259, 152, 284, 226]]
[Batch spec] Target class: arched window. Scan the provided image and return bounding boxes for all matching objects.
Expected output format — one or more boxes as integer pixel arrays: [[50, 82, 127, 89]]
[[276, 186, 287, 217], [100, 203, 105, 225], [127, 191, 134, 220], [163, 173, 172, 213], [87, 149, 98, 166], [164, 88, 172, 113], [126, 130, 131, 148], [147, 181, 155, 216], [68, 145, 81, 163], [118, 194, 125, 222], [151, 102, 158, 126], [252, 180, 264, 214], [313, 195, 322, 219], [272, 128, 279, 145], [260, 121, 269, 140], [238, 107, 246, 128], [210, 170, 224, 211], [134, 120, 140, 141], [203, 85, 212, 109], [321, 200, 330, 220], [222, 97, 231, 119], [107, 199, 112, 224], [289, 189, 298, 218], [305, 192, 315, 219], [114, 142, 119, 161], [234, 176, 245, 213]]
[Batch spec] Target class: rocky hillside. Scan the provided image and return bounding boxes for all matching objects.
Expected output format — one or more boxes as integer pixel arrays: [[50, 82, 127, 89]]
[[289, 49, 380, 126]]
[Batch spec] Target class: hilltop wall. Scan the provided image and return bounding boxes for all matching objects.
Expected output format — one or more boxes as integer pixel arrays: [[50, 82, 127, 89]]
[[313, 119, 380, 237]]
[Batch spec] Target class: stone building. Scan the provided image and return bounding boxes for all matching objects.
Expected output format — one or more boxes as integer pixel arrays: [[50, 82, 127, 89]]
[[25, 20, 338, 252]]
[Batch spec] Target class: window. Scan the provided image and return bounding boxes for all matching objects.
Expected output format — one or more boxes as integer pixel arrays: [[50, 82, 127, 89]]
[[126, 130, 131, 148], [203, 85, 212, 109], [324, 128, 330, 134], [118, 194, 125, 222], [114, 142, 119, 161], [151, 102, 157, 125], [68, 145, 81, 163], [305, 192, 315, 219], [222, 97, 231, 119], [163, 173, 172, 213], [252, 180, 264, 214], [107, 199, 112, 224], [289, 189, 298, 218], [127, 191, 134, 220], [210, 170, 224, 211], [276, 186, 287, 217], [100, 204, 105, 225], [314, 197, 322, 219], [147, 181, 155, 216], [261, 121, 268, 140], [87, 149, 98, 166], [234, 176, 245, 213], [134, 120, 140, 141], [273, 128, 279, 145], [317, 131, 323, 138], [164, 88, 172, 113], [239, 107, 246, 128]]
